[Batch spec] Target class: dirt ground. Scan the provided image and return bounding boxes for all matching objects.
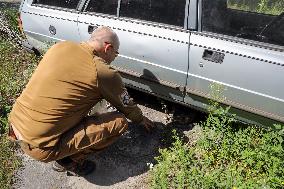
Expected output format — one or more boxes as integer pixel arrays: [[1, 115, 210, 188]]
[[12, 104, 194, 189], [1, 1, 198, 188]]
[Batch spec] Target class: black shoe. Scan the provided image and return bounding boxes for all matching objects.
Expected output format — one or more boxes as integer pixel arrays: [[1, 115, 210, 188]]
[[52, 158, 96, 176], [71, 160, 96, 176]]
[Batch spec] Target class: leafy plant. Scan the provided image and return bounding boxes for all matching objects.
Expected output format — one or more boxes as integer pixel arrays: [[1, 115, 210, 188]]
[[150, 83, 284, 189]]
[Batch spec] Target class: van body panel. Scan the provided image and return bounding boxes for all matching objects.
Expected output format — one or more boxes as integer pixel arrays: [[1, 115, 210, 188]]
[[21, 1, 80, 51], [185, 32, 284, 124], [19, 0, 284, 127], [78, 13, 190, 102]]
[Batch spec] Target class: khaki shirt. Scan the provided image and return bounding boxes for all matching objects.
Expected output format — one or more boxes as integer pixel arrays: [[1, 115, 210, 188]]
[[9, 41, 143, 148]]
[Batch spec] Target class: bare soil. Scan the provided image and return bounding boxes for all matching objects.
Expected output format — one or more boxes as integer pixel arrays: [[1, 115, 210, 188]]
[[12, 104, 192, 189], [1, 2, 201, 188]]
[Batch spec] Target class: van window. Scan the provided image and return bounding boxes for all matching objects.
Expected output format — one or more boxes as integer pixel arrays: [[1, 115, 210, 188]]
[[85, 0, 118, 15], [120, 0, 186, 27], [202, 0, 284, 46], [32, 0, 79, 9]]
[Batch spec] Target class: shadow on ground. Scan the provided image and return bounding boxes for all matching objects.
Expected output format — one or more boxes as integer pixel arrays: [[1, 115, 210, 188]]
[[13, 103, 200, 189], [81, 89, 205, 186], [82, 121, 174, 186]]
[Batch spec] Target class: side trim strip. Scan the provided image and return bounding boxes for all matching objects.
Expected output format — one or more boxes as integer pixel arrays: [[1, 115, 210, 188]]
[[186, 73, 284, 103], [192, 31, 284, 53], [190, 43, 284, 67], [25, 30, 63, 41], [113, 65, 284, 123], [22, 10, 77, 22], [30, 4, 80, 13], [80, 12, 187, 32], [22, 11, 284, 66], [111, 65, 183, 91], [185, 87, 284, 123], [119, 55, 188, 75]]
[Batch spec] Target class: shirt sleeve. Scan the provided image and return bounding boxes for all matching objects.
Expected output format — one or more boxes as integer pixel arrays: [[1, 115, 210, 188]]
[[96, 61, 143, 124]]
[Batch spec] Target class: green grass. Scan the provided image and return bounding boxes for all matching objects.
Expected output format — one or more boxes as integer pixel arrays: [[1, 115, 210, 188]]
[[0, 133, 22, 189], [228, 0, 284, 15], [1, 8, 19, 33], [0, 9, 39, 189], [149, 86, 284, 189]]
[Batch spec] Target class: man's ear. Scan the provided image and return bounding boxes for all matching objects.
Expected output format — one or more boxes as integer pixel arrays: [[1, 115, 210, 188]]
[[104, 43, 112, 53]]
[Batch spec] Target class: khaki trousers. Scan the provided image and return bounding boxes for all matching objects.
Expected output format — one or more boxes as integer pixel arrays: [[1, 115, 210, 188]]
[[20, 112, 128, 163]]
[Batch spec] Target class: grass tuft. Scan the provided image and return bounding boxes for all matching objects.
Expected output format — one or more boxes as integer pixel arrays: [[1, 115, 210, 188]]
[[0, 9, 39, 189], [150, 84, 284, 189]]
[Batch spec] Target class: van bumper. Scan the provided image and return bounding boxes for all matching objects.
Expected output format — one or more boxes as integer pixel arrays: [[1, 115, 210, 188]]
[[22, 40, 41, 56]]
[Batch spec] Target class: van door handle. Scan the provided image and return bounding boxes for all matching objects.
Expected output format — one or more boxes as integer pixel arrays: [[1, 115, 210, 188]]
[[202, 50, 225, 64], [88, 25, 97, 34]]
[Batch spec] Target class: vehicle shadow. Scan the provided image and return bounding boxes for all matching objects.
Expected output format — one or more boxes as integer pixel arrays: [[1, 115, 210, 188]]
[[140, 68, 183, 101]]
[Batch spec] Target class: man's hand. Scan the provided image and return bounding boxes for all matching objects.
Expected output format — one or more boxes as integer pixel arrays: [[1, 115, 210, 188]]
[[140, 116, 155, 132]]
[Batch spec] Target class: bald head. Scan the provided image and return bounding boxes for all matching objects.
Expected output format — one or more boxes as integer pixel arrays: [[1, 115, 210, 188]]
[[89, 26, 120, 50], [87, 26, 120, 64]]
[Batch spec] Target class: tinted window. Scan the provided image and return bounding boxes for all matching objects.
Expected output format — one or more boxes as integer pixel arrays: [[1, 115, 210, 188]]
[[120, 0, 186, 27], [202, 0, 284, 46], [86, 0, 118, 15], [33, 0, 79, 9]]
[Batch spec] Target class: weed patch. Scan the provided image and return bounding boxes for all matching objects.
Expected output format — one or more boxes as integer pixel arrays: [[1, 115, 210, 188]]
[[0, 135, 21, 189], [0, 9, 39, 189], [150, 85, 284, 189]]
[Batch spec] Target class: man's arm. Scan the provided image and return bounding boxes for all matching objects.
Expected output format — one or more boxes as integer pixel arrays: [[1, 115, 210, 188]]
[[96, 62, 154, 130]]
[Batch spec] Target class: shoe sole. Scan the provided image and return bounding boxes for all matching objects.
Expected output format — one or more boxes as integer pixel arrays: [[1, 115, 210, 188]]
[[52, 164, 66, 172]]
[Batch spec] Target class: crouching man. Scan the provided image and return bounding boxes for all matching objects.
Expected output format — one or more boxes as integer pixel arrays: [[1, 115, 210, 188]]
[[8, 26, 154, 176]]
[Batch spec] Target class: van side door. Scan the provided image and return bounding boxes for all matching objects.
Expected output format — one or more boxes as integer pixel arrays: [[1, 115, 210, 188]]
[[21, 0, 81, 51], [77, 0, 190, 103], [184, 0, 284, 126]]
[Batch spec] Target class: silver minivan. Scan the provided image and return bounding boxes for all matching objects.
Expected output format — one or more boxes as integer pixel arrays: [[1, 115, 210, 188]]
[[18, 0, 284, 128]]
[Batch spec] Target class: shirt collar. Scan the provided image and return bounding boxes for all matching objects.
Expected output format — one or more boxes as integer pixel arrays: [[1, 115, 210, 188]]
[[80, 42, 98, 57]]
